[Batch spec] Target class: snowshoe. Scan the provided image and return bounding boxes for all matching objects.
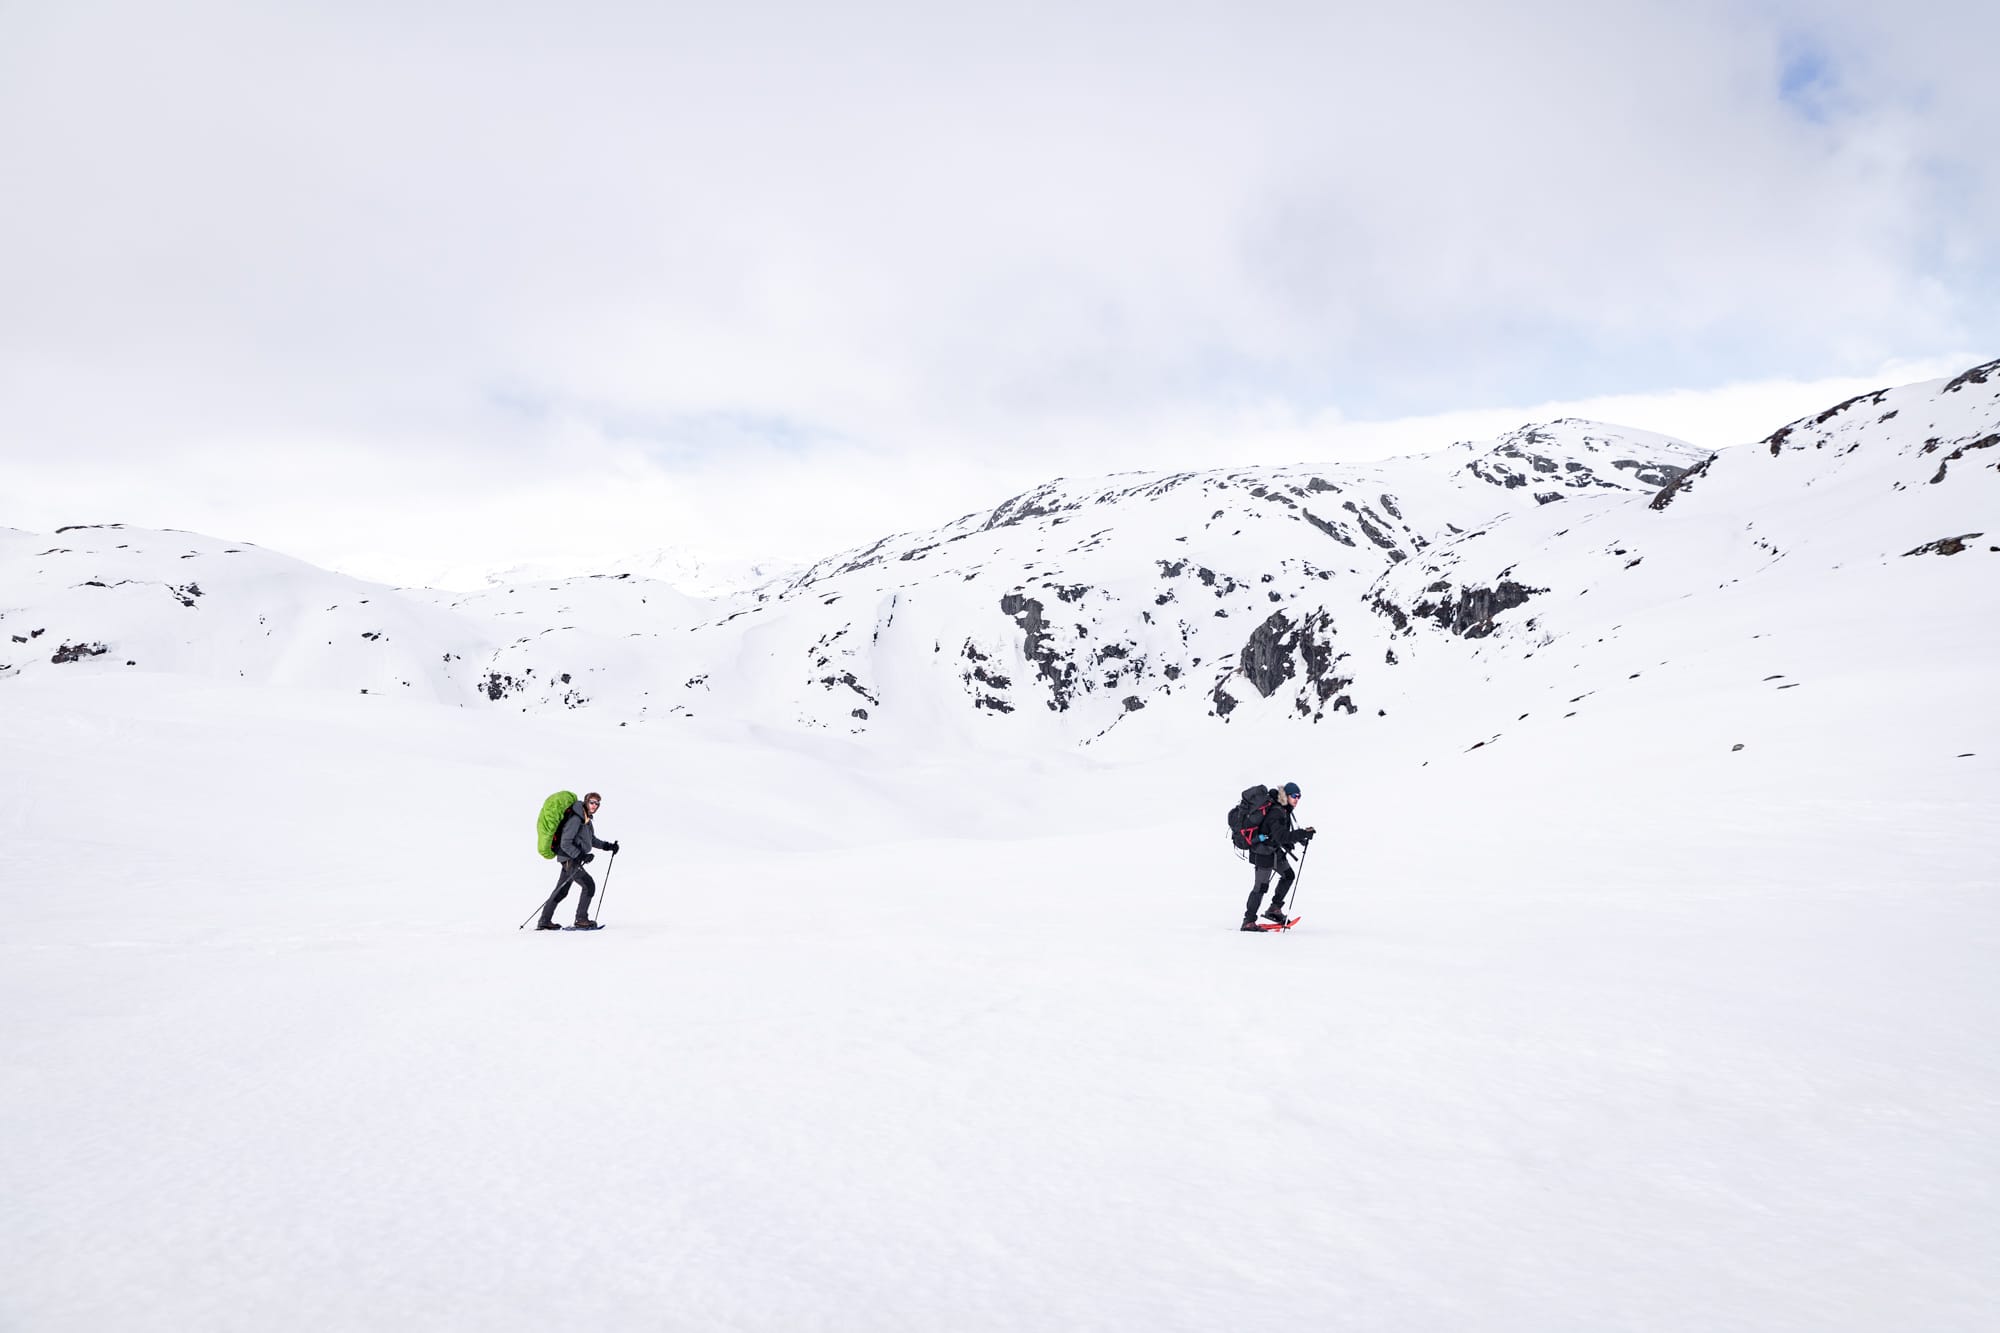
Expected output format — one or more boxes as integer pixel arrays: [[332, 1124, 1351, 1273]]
[[568, 920, 603, 931]]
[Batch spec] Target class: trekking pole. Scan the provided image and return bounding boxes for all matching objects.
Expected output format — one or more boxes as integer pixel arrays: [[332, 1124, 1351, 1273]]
[[593, 851, 618, 925], [518, 893, 551, 931], [1287, 842, 1313, 920]]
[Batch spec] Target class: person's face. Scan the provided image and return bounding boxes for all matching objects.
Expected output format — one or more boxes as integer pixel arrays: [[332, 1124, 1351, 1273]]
[[586, 797, 602, 814]]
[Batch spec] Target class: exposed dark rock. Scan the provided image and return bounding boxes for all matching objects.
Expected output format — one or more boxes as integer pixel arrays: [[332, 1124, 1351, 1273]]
[[982, 483, 1079, 531], [1610, 458, 1690, 488], [1468, 458, 1528, 488], [1928, 434, 1998, 484], [1302, 510, 1357, 546], [483, 671, 524, 701], [1001, 592, 1079, 711], [1903, 533, 1984, 557], [836, 536, 893, 573], [1238, 612, 1297, 698], [1341, 501, 1404, 557], [1156, 559, 1186, 578], [1811, 388, 1889, 428], [1942, 358, 1999, 394], [818, 672, 880, 706], [50, 641, 108, 664], [1411, 580, 1545, 638], [1650, 453, 1716, 510], [1122, 696, 1145, 711], [1225, 608, 1352, 720], [1766, 387, 1896, 454]]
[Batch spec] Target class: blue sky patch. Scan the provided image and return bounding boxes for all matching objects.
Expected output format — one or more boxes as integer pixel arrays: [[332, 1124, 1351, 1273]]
[[1778, 38, 1835, 122]]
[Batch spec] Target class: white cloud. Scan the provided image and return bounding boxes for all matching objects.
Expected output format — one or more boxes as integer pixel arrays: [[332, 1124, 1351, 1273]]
[[0, 0, 1994, 584]]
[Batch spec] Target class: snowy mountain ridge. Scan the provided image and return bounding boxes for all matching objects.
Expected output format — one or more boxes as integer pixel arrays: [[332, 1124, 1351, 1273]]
[[3, 359, 1994, 750], [7, 365, 1998, 1332]]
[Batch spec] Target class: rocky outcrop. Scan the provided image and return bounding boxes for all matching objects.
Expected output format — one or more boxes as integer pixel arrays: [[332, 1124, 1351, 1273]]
[[1001, 592, 1079, 711], [1222, 609, 1354, 721], [1650, 454, 1716, 510], [1943, 358, 1999, 394], [483, 671, 525, 701], [1239, 611, 1297, 698], [1902, 533, 1986, 557], [1925, 434, 1997, 485], [1411, 580, 1544, 638]]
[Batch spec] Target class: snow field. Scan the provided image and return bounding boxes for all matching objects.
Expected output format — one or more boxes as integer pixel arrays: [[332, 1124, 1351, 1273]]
[[4, 665, 1995, 1331]]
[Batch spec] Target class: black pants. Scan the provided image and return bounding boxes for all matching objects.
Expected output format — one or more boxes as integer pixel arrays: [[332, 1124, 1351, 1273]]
[[541, 858, 597, 924], [1244, 857, 1296, 920]]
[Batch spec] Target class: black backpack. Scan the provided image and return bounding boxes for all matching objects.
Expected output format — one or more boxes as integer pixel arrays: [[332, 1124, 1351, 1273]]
[[1227, 784, 1274, 851]]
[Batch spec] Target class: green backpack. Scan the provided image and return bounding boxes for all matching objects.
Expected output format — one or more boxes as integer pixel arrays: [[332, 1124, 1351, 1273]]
[[537, 790, 579, 860]]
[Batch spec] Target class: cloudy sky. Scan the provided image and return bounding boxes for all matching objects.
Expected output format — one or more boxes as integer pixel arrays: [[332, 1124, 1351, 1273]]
[[2, 0, 1994, 586]]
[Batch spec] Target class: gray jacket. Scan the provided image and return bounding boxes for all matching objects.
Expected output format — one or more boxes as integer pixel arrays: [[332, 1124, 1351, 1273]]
[[555, 801, 614, 862]]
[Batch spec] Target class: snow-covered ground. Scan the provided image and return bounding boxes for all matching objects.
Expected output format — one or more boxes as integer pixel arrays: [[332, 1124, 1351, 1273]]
[[4, 362, 1998, 1328], [5, 596, 1995, 1330]]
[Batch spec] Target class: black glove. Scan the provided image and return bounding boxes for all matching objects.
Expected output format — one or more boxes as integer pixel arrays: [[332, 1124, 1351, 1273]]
[[1297, 828, 1316, 845], [610, 841, 622, 854], [582, 853, 595, 865]]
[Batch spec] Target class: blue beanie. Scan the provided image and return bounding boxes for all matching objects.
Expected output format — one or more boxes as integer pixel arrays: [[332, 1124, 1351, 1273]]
[[1283, 782, 1302, 798]]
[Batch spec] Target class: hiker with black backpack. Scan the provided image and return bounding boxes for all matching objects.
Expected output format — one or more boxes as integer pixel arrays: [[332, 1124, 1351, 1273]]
[[537, 791, 620, 931], [1229, 781, 1315, 931]]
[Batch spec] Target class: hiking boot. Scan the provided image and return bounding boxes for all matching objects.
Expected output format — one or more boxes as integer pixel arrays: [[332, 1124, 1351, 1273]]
[[535, 919, 563, 931], [572, 919, 601, 931], [1261, 908, 1289, 925], [1240, 918, 1263, 931]]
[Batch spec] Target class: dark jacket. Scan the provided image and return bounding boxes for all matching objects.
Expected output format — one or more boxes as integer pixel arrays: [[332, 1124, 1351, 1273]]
[[555, 801, 614, 863], [1248, 797, 1304, 866]]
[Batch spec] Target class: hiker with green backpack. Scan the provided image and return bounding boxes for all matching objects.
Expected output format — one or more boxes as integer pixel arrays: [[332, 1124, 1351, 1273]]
[[534, 790, 620, 931]]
